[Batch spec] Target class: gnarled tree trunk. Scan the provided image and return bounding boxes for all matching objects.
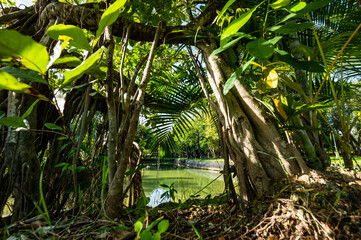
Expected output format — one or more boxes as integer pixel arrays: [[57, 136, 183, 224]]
[[197, 40, 308, 200]]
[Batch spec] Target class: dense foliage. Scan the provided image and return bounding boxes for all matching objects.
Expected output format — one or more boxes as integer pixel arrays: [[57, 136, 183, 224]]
[[1, 0, 361, 238]]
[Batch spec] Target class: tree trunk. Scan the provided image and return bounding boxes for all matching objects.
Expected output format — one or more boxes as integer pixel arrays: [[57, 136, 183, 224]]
[[105, 23, 161, 219], [197, 40, 308, 200], [3, 92, 41, 222]]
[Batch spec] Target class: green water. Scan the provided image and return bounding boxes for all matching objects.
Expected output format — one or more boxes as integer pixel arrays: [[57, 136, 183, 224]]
[[142, 165, 225, 202]]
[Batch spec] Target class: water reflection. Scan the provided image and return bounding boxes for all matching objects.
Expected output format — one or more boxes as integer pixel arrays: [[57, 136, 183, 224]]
[[142, 164, 225, 202]]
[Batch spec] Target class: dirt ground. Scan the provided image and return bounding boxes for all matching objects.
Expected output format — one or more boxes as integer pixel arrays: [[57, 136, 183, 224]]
[[2, 167, 361, 239]]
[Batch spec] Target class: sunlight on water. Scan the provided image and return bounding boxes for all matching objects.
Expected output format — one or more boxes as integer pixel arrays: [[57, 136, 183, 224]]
[[142, 165, 225, 202]]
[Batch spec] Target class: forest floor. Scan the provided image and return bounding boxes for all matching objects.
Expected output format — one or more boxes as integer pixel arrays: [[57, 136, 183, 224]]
[[2, 166, 361, 239]]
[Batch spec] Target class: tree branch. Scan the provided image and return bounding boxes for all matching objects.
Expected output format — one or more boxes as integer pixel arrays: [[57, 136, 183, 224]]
[[38, 0, 221, 44]]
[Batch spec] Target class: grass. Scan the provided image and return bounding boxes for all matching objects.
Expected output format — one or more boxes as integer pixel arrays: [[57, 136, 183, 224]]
[[329, 155, 361, 167]]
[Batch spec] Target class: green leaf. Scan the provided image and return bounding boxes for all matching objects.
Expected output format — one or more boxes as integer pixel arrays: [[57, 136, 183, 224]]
[[45, 123, 63, 131], [286, 2, 307, 12], [158, 220, 169, 233], [265, 69, 278, 88], [0, 71, 49, 101], [280, 0, 334, 23], [153, 232, 161, 240], [0, 70, 32, 92], [268, 22, 314, 34], [47, 24, 92, 52], [147, 216, 164, 231], [223, 57, 255, 95], [0, 66, 47, 84], [21, 99, 39, 119], [295, 0, 335, 15], [276, 50, 324, 73], [217, 0, 236, 25], [0, 116, 27, 128], [220, 2, 264, 46], [246, 37, 274, 62], [0, 30, 49, 74], [270, 0, 290, 9], [267, 36, 283, 45], [139, 230, 152, 240], [62, 47, 104, 88], [94, 0, 127, 46], [211, 33, 254, 56], [53, 56, 82, 67], [134, 220, 143, 233]]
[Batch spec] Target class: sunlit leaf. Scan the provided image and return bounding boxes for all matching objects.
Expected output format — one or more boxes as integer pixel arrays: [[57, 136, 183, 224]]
[[220, 2, 264, 46], [134, 220, 143, 233], [53, 56, 82, 67], [270, 0, 291, 9], [272, 97, 287, 120], [0, 70, 32, 92], [0, 66, 47, 84], [286, 2, 307, 12], [0, 116, 27, 128], [47, 24, 92, 52], [265, 69, 278, 88], [94, 0, 127, 46], [62, 47, 105, 88], [280, 0, 335, 23], [0, 30, 49, 74]]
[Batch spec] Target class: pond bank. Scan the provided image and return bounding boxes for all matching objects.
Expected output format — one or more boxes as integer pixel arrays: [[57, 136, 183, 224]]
[[174, 158, 227, 171]]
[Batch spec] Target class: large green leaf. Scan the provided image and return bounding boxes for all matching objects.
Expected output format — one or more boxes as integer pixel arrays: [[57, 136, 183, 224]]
[[0, 116, 27, 128], [0, 30, 49, 74], [47, 24, 92, 52], [268, 22, 314, 34], [53, 56, 82, 67], [270, 0, 290, 9], [246, 37, 274, 62], [286, 2, 307, 12], [276, 50, 325, 72], [211, 33, 254, 57], [0, 70, 32, 92], [0, 70, 49, 101], [220, 1, 264, 46], [0, 66, 47, 84], [280, 0, 335, 23], [223, 57, 255, 95], [62, 47, 105, 87], [94, 0, 127, 46]]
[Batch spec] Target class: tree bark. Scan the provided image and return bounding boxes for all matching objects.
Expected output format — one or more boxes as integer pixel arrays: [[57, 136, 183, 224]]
[[105, 23, 162, 219], [196, 40, 308, 200]]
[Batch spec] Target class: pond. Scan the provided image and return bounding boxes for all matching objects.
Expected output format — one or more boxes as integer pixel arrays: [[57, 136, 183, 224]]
[[141, 164, 225, 203]]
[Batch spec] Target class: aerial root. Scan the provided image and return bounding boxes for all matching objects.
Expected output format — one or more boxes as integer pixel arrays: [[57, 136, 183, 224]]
[[242, 199, 334, 240]]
